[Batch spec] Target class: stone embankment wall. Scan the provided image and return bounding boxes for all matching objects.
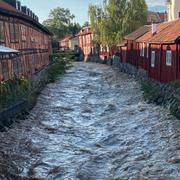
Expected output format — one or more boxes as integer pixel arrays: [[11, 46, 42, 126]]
[[0, 66, 50, 129], [88, 55, 180, 119]]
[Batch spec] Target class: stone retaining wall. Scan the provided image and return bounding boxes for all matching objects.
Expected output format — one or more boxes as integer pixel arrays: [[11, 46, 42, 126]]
[[89, 55, 180, 119], [0, 65, 50, 129]]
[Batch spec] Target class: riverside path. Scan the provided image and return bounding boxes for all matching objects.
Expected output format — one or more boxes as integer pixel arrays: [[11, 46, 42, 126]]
[[0, 62, 179, 179]]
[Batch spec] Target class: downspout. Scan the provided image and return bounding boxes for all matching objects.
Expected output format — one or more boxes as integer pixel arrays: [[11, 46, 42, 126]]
[[175, 37, 180, 79], [159, 44, 163, 82]]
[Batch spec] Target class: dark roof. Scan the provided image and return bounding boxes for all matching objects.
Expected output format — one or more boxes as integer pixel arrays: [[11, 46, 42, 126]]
[[124, 25, 151, 41], [59, 34, 73, 42], [0, 1, 52, 35]]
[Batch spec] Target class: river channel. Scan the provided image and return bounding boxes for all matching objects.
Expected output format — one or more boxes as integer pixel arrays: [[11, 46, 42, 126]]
[[0, 62, 179, 179]]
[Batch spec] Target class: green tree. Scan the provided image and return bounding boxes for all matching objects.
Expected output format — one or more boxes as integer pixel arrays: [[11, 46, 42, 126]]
[[89, 0, 147, 49], [43, 7, 81, 40]]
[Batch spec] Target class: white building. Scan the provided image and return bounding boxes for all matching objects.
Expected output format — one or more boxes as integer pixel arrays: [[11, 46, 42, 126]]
[[69, 36, 78, 51], [167, 0, 180, 21]]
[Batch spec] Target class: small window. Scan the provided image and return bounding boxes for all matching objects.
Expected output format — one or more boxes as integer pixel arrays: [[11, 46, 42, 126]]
[[1, 60, 9, 80], [151, 50, 156, 67], [140, 43, 145, 57], [21, 25, 26, 41], [146, 43, 149, 58], [13, 59, 19, 76], [0, 21, 5, 42], [10, 22, 19, 42], [166, 50, 172, 66]]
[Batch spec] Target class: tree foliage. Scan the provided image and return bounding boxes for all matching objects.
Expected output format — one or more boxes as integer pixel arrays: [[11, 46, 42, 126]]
[[43, 7, 81, 40], [89, 0, 147, 47]]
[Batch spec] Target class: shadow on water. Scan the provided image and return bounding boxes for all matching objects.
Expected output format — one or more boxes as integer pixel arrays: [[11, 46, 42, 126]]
[[0, 62, 179, 179]]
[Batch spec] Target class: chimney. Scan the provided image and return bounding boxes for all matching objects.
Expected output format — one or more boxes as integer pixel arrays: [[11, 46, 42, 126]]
[[152, 23, 157, 35]]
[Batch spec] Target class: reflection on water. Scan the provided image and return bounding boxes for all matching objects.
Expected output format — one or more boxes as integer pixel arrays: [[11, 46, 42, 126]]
[[0, 62, 179, 179]]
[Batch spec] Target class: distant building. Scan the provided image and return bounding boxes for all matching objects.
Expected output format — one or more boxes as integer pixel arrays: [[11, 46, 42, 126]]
[[59, 35, 72, 51], [77, 26, 93, 61], [147, 11, 167, 24], [69, 36, 78, 51], [59, 34, 78, 51], [167, 0, 180, 21]]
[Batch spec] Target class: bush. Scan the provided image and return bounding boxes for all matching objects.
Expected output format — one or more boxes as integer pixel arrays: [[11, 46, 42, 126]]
[[48, 52, 73, 82], [0, 52, 73, 112], [140, 79, 180, 119], [0, 76, 31, 111]]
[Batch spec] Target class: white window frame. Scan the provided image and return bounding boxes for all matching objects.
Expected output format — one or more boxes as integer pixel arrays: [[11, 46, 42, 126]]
[[140, 43, 145, 57], [142, 43, 145, 57], [166, 50, 172, 66], [151, 50, 156, 67], [146, 43, 149, 59]]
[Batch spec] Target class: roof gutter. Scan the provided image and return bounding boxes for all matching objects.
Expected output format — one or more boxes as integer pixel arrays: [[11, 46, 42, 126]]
[[175, 35, 180, 44]]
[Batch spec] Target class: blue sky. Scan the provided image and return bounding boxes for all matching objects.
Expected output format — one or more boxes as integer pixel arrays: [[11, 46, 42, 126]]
[[20, 0, 166, 25]]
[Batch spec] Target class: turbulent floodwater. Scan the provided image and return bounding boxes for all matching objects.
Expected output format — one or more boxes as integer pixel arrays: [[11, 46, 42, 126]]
[[0, 62, 180, 179]]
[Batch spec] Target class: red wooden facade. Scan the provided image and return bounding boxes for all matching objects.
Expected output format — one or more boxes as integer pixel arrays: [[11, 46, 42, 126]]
[[59, 34, 72, 50], [77, 26, 93, 60], [0, 0, 52, 82], [124, 19, 180, 83], [124, 26, 151, 67]]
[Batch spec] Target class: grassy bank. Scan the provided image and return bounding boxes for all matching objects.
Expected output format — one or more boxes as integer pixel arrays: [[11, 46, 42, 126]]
[[140, 79, 180, 119]]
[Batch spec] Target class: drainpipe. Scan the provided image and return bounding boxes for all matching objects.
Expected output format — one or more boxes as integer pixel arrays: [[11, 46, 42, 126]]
[[159, 44, 163, 82]]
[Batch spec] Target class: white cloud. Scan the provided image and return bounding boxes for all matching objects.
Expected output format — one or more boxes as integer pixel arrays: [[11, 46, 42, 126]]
[[146, 0, 165, 6]]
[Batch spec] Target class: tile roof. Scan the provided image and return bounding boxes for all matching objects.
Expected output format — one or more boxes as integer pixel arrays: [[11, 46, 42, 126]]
[[77, 26, 92, 36], [117, 41, 127, 47], [0, 0, 52, 35], [60, 35, 73, 42], [137, 19, 180, 44], [124, 25, 151, 41], [0, 0, 19, 13]]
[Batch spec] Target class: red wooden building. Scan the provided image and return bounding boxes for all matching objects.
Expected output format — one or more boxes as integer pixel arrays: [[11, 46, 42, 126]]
[[77, 26, 93, 61], [59, 34, 72, 50], [124, 25, 151, 67], [135, 19, 180, 83], [0, 0, 52, 82]]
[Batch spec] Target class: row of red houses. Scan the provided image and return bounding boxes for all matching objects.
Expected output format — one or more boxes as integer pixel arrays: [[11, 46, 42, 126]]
[[59, 26, 93, 60], [122, 19, 180, 83], [59, 11, 167, 60], [60, 17, 180, 84]]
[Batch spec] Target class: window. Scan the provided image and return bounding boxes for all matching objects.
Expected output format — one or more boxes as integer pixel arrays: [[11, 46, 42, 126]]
[[1, 60, 9, 80], [10, 22, 19, 42], [140, 43, 145, 56], [21, 25, 26, 41], [166, 50, 172, 66], [13, 58, 19, 76], [0, 21, 5, 42], [151, 50, 156, 67], [146, 43, 149, 58], [179, 12, 180, 18]]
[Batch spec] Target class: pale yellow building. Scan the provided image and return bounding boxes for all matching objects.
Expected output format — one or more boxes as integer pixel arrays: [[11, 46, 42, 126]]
[[167, 0, 180, 21]]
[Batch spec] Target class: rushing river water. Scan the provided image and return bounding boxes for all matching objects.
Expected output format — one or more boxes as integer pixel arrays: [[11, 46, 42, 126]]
[[0, 62, 180, 179]]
